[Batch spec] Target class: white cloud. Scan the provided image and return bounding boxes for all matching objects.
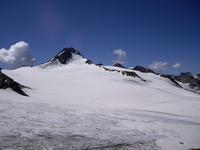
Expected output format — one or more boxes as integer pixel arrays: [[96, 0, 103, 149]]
[[0, 41, 36, 69], [113, 49, 127, 64], [172, 62, 181, 69], [149, 61, 168, 73]]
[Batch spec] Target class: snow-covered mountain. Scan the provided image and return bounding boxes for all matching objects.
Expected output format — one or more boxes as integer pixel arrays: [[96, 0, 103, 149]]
[[39, 47, 92, 68], [0, 48, 200, 150], [131, 66, 200, 94], [174, 72, 200, 92]]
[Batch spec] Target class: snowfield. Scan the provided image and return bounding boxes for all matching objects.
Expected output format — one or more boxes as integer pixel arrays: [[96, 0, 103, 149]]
[[1, 62, 200, 150]]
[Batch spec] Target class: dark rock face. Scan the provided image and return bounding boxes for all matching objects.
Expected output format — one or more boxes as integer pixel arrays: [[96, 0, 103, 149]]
[[160, 74, 182, 87], [121, 71, 139, 78], [174, 72, 200, 91], [85, 59, 93, 65], [50, 47, 83, 64], [122, 71, 146, 82], [0, 72, 28, 96], [113, 63, 125, 68], [96, 63, 103, 66], [197, 74, 200, 80], [102, 67, 145, 81], [102, 67, 120, 73], [133, 66, 155, 73]]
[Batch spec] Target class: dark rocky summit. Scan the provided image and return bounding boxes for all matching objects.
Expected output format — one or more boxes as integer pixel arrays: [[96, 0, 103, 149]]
[[49, 47, 83, 64], [0, 71, 28, 96], [42, 47, 93, 67], [174, 72, 200, 91], [113, 63, 125, 68], [133, 66, 155, 73]]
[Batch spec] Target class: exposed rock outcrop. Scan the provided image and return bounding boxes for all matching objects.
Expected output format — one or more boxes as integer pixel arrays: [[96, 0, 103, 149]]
[[132, 66, 155, 73], [0, 71, 28, 96], [174, 72, 200, 91], [85, 59, 93, 65], [96, 63, 103, 66], [113, 63, 125, 68], [160, 74, 182, 87]]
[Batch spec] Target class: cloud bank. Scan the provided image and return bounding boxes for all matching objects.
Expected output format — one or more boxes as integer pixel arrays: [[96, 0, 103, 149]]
[[0, 41, 36, 69], [113, 49, 127, 64], [172, 62, 181, 68], [149, 61, 168, 73]]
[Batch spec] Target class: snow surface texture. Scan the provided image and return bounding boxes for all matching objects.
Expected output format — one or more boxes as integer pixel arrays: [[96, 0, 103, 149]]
[[1, 56, 200, 150]]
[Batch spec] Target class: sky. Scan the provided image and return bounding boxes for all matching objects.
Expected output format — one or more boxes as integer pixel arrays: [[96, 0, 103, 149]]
[[0, 0, 199, 74]]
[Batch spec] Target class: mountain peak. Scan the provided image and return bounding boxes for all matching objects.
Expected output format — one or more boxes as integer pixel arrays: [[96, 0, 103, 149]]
[[133, 66, 155, 73], [39, 47, 91, 68], [113, 63, 125, 68], [49, 47, 83, 64]]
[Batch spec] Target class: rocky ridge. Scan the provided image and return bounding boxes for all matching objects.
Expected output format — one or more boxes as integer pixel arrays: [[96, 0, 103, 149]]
[[0, 69, 28, 96]]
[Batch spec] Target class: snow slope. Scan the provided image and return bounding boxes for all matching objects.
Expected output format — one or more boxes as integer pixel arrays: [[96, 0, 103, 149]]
[[1, 59, 200, 150]]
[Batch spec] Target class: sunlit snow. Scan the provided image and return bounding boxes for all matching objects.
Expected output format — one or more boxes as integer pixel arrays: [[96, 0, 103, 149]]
[[1, 61, 200, 150]]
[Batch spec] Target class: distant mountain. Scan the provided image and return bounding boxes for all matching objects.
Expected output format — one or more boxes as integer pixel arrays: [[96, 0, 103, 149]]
[[132, 66, 155, 73], [131, 66, 200, 93], [96, 63, 103, 66], [174, 72, 200, 92], [113, 63, 125, 68]]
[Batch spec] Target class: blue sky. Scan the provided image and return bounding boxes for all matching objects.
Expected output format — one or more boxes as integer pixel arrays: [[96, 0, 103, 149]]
[[0, 0, 199, 74]]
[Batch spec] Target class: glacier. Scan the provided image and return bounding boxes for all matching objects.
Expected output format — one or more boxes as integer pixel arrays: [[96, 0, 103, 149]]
[[0, 48, 200, 150]]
